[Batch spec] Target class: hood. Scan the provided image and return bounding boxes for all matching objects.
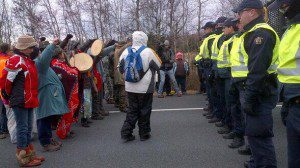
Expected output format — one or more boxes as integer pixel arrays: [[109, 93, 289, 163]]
[[176, 52, 184, 60], [132, 31, 148, 48]]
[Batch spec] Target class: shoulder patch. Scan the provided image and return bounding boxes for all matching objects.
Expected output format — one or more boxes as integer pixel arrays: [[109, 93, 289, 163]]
[[254, 37, 263, 45]]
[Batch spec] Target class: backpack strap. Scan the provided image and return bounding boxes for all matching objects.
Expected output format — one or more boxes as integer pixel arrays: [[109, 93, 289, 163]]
[[127, 46, 147, 55]]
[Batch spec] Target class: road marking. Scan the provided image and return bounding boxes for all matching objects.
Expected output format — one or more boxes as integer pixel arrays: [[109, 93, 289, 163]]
[[109, 105, 283, 114]]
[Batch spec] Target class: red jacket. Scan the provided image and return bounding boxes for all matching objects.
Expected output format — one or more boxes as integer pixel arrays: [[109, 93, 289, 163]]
[[0, 54, 39, 108]]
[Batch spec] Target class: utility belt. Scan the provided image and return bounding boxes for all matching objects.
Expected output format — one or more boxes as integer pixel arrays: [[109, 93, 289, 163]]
[[202, 58, 212, 68]]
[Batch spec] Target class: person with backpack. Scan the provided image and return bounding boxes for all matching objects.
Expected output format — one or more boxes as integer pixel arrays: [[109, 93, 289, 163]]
[[173, 52, 189, 94], [118, 31, 161, 142]]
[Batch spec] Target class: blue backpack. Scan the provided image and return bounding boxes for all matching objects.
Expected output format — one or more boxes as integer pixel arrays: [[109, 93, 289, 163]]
[[124, 46, 147, 83]]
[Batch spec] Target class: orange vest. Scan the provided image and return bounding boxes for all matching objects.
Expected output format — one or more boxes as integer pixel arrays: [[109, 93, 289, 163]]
[[0, 53, 10, 99]]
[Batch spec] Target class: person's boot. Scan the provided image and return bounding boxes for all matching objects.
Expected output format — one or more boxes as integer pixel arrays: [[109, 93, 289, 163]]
[[228, 137, 245, 149], [43, 143, 61, 152], [223, 132, 236, 139], [208, 117, 220, 123], [203, 111, 212, 116], [51, 139, 62, 147], [0, 133, 7, 139], [28, 144, 45, 162], [244, 161, 249, 168], [215, 121, 224, 127], [99, 109, 109, 116], [177, 91, 182, 97], [122, 134, 135, 143], [91, 114, 104, 120], [16, 147, 41, 167], [140, 133, 151, 141], [217, 126, 231, 134], [81, 118, 90, 127], [206, 114, 214, 119], [238, 146, 252, 155]]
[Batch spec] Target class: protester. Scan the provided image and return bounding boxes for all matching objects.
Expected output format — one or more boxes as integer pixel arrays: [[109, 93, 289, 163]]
[[119, 31, 162, 142], [173, 52, 189, 94], [0, 43, 11, 139], [0, 35, 45, 167], [157, 40, 182, 98]]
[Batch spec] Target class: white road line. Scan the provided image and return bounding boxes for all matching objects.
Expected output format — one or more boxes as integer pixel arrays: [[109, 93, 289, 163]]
[[109, 105, 283, 114]]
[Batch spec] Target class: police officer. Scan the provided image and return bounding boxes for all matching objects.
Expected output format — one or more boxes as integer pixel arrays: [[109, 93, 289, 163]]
[[269, 0, 300, 167], [232, 0, 281, 167], [215, 18, 238, 134], [207, 17, 228, 124], [195, 21, 216, 115]]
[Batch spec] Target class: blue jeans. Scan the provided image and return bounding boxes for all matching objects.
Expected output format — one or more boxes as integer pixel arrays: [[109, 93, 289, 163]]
[[158, 70, 180, 95], [37, 116, 53, 146], [12, 107, 33, 149], [175, 76, 186, 93], [0, 100, 8, 133]]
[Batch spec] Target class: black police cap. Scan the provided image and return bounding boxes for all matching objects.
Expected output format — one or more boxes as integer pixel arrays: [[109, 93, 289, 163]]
[[222, 18, 239, 27], [233, 0, 264, 13], [215, 16, 228, 25], [201, 22, 216, 29]]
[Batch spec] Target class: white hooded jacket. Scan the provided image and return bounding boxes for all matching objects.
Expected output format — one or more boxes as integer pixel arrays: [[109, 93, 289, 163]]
[[118, 31, 161, 93]]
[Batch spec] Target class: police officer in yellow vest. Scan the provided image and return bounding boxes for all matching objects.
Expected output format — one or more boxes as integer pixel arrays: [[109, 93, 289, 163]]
[[206, 17, 229, 124], [215, 18, 238, 135], [232, 0, 281, 167], [269, 0, 300, 167], [195, 21, 216, 114]]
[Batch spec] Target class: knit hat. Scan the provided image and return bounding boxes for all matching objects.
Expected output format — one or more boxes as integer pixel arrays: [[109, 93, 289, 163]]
[[15, 35, 38, 50]]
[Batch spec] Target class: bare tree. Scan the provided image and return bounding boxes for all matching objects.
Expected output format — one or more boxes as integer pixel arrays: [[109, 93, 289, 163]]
[[13, 0, 44, 39], [0, 0, 12, 43], [40, 0, 61, 38]]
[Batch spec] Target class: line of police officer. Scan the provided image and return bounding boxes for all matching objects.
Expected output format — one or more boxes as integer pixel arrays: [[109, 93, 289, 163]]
[[195, 0, 300, 167]]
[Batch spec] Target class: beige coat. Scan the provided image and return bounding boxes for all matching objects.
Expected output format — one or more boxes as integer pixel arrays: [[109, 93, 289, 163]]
[[114, 43, 131, 85]]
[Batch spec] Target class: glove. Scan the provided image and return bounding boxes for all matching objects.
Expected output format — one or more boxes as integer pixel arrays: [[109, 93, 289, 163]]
[[66, 34, 73, 39]]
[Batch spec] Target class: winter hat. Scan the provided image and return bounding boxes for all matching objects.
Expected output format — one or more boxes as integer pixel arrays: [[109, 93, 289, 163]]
[[164, 40, 170, 46], [176, 52, 184, 60], [15, 35, 38, 50]]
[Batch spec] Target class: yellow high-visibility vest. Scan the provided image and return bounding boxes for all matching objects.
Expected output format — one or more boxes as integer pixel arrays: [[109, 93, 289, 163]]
[[211, 33, 224, 60], [217, 35, 235, 68], [230, 23, 280, 78], [278, 24, 300, 84], [195, 34, 217, 61]]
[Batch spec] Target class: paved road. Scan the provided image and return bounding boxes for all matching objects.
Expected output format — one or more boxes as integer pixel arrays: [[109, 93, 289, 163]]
[[0, 95, 287, 168]]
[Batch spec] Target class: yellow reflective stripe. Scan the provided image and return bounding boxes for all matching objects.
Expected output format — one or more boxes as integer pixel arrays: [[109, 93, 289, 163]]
[[278, 47, 300, 76]]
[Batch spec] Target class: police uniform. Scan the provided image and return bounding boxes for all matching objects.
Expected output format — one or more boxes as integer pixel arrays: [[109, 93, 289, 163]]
[[269, 0, 300, 167], [216, 19, 237, 134], [232, 0, 281, 167], [195, 22, 217, 114]]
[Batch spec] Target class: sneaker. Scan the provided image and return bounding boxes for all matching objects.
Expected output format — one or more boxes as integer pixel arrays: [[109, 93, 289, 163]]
[[158, 94, 164, 98], [223, 132, 236, 139], [122, 135, 135, 143], [0, 133, 7, 139], [43, 144, 60, 152], [228, 137, 245, 149]]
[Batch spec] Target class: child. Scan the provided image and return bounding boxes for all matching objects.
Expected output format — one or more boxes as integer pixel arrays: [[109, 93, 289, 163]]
[[174, 52, 189, 94]]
